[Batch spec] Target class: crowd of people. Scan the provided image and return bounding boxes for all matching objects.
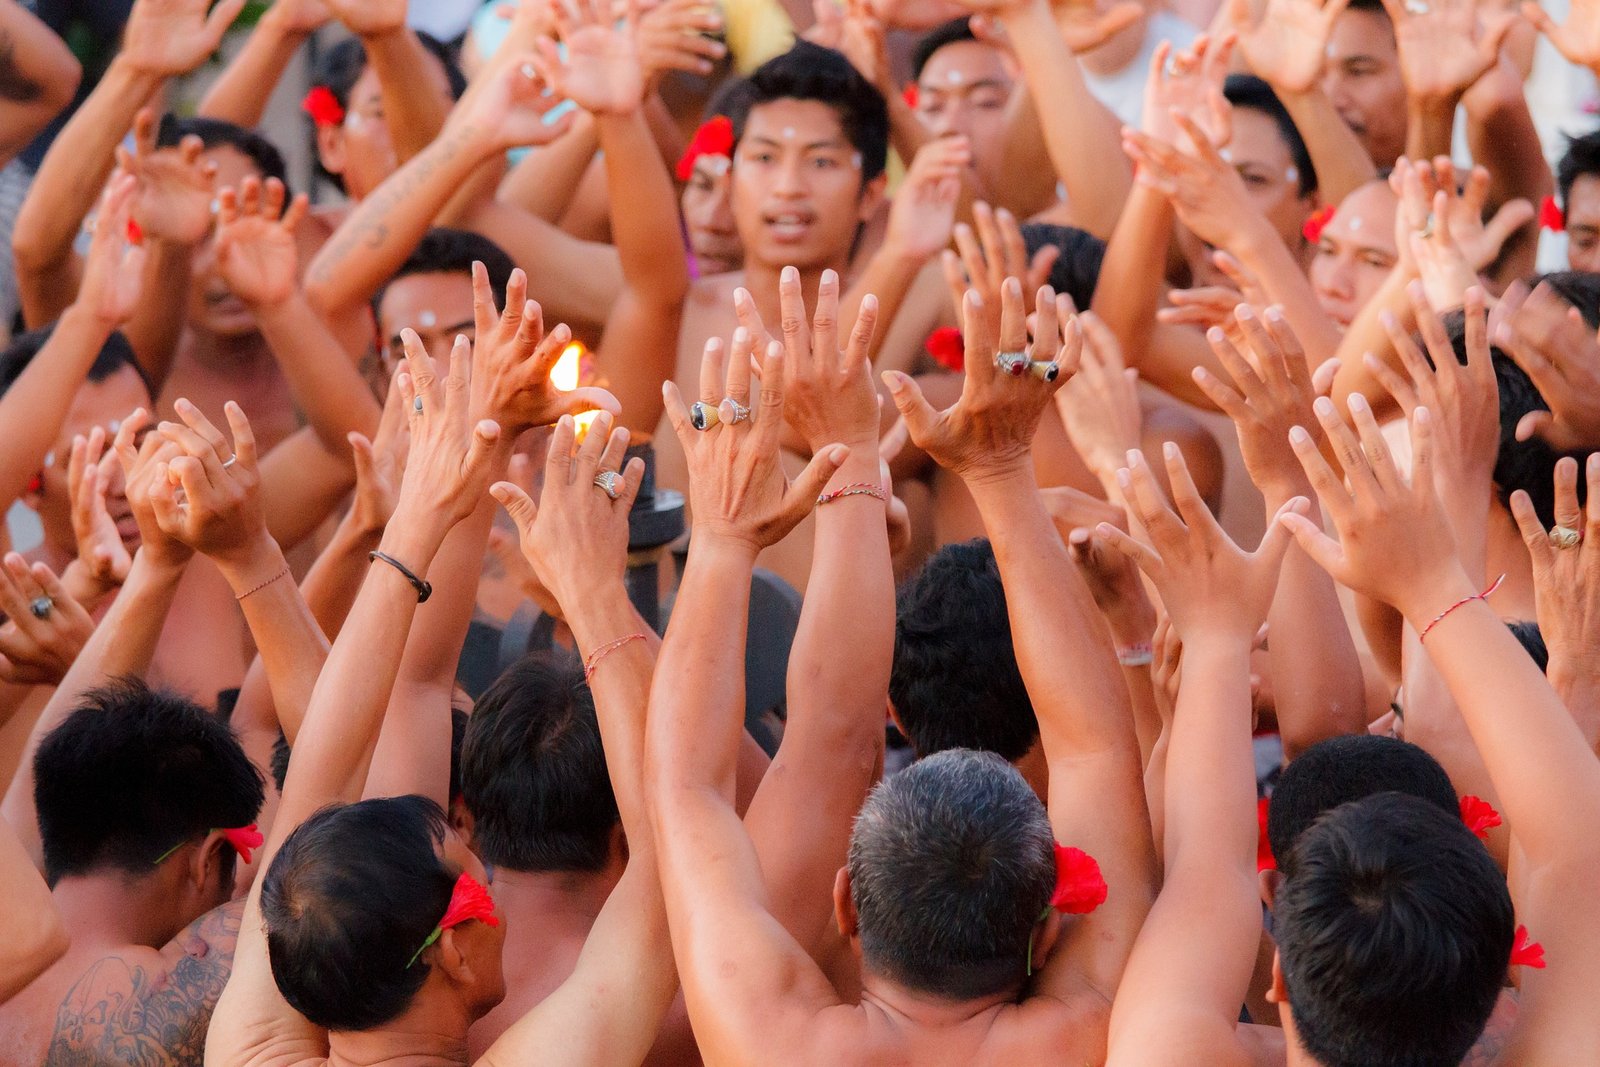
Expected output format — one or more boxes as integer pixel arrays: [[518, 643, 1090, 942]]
[[0, 0, 1598, 1062]]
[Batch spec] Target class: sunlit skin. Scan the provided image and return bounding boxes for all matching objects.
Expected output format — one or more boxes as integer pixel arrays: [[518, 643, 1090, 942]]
[[1309, 180, 1398, 329], [186, 145, 273, 340], [376, 272, 478, 375], [914, 39, 1017, 200], [1321, 7, 1407, 168], [315, 65, 401, 203], [439, 829, 508, 1020], [682, 155, 742, 276], [1566, 173, 1600, 273]]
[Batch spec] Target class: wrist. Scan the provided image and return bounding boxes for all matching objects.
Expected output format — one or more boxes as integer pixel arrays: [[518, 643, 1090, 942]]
[[107, 53, 166, 91], [1258, 474, 1313, 511], [375, 521, 446, 578], [59, 299, 120, 338], [59, 559, 115, 609], [688, 526, 763, 566], [1107, 606, 1157, 650], [1394, 565, 1478, 630], [212, 532, 286, 587], [958, 456, 1035, 494]]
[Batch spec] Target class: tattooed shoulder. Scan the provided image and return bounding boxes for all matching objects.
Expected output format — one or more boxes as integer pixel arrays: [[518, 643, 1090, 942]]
[[44, 903, 244, 1067]]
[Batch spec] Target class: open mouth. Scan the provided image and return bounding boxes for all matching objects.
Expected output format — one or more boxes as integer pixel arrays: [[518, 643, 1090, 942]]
[[762, 210, 815, 242]]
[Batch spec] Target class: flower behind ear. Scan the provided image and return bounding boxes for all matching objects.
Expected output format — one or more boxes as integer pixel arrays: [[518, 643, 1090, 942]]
[[1050, 843, 1107, 915], [1539, 195, 1565, 233], [1301, 206, 1335, 244], [1459, 795, 1502, 842], [1510, 925, 1545, 970], [924, 327, 964, 373], [302, 86, 346, 128], [221, 824, 264, 864]]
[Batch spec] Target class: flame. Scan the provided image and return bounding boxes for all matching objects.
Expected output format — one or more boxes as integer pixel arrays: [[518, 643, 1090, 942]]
[[552, 341, 599, 437]]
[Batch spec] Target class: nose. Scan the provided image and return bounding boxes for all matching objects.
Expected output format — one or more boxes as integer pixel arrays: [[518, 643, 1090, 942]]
[[771, 156, 806, 198], [1314, 254, 1355, 304]]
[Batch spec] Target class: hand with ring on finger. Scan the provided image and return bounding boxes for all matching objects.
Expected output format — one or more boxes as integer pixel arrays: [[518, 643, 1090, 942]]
[[0, 554, 94, 686], [151, 399, 271, 570]]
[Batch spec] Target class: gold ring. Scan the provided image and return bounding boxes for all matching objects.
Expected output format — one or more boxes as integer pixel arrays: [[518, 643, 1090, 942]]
[[1552, 525, 1582, 549]]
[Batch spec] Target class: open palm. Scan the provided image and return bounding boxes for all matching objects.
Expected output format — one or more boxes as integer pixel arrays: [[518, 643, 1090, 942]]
[[1230, 0, 1348, 93], [552, 23, 646, 115]]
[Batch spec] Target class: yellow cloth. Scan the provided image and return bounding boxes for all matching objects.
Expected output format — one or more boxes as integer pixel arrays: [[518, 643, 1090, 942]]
[[722, 0, 795, 72]]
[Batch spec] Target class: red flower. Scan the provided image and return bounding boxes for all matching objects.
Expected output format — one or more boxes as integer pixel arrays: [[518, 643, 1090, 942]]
[[1301, 205, 1335, 244], [220, 824, 264, 864], [903, 84, 919, 109], [439, 872, 501, 933], [1459, 795, 1502, 841], [1257, 796, 1276, 872], [1050, 843, 1107, 915], [301, 85, 346, 128], [1510, 924, 1546, 969], [1540, 195, 1565, 233], [924, 326, 963, 372], [675, 115, 735, 182], [126, 219, 143, 246]]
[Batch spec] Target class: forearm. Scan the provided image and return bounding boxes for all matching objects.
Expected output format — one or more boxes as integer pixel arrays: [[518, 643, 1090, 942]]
[[1229, 224, 1341, 369], [197, 14, 311, 127], [121, 240, 194, 391], [0, 304, 114, 506], [1164, 637, 1257, 872], [258, 430, 359, 551], [254, 292, 382, 450], [1332, 268, 1415, 415], [886, 87, 931, 174], [844, 244, 930, 364], [0, 815, 66, 1001], [598, 109, 690, 312], [566, 586, 659, 833], [299, 510, 383, 643], [1092, 183, 1175, 379], [360, 28, 455, 163], [0, 0, 80, 164], [1269, 540, 1368, 759], [1278, 87, 1377, 207], [1405, 94, 1460, 162], [498, 115, 600, 223]]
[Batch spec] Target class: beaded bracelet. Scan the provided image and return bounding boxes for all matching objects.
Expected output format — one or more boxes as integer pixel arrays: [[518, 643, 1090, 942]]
[[235, 566, 291, 601], [817, 482, 886, 507], [1419, 574, 1505, 642], [584, 633, 646, 682], [1116, 642, 1155, 667]]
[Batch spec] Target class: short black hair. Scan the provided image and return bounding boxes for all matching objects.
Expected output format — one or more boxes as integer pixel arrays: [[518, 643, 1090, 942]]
[[1020, 224, 1104, 312], [372, 228, 516, 325], [1276, 792, 1513, 1067], [1556, 128, 1600, 210], [460, 653, 619, 873], [1267, 735, 1457, 878], [1508, 619, 1549, 672], [0, 324, 151, 399], [270, 707, 468, 800], [890, 539, 1036, 762], [910, 18, 976, 81], [1224, 74, 1317, 197], [730, 41, 890, 184], [261, 795, 458, 1031], [34, 678, 265, 886], [157, 113, 289, 194], [848, 749, 1054, 999]]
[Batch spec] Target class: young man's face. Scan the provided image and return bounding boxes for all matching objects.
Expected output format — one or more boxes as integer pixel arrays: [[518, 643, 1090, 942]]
[[913, 40, 1015, 197], [316, 66, 401, 203], [732, 98, 881, 271], [1309, 180, 1398, 330], [376, 271, 478, 377], [188, 145, 270, 338], [1321, 8, 1406, 168], [29, 366, 150, 557], [682, 155, 743, 276], [1566, 174, 1600, 273]]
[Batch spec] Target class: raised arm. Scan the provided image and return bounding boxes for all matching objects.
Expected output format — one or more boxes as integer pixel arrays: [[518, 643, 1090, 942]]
[[197, 0, 329, 126], [888, 278, 1157, 1007], [325, 0, 456, 163], [1383, 0, 1515, 160], [0, 0, 81, 167], [0, 813, 66, 1003]]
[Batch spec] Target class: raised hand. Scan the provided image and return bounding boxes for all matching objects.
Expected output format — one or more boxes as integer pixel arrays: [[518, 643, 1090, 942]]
[[150, 399, 268, 567], [779, 267, 881, 453], [1509, 455, 1600, 705], [116, 109, 218, 247], [0, 556, 94, 686], [1058, 310, 1143, 485], [942, 202, 1060, 343], [1493, 279, 1600, 450], [886, 276, 1079, 484], [1122, 112, 1261, 253], [1053, 0, 1144, 54], [1389, 159, 1484, 313], [1067, 523, 1157, 639], [347, 368, 412, 537], [637, 0, 727, 80], [1382, 0, 1518, 104], [1408, 157, 1533, 273], [1160, 250, 1271, 341], [467, 262, 620, 434], [1523, 0, 1600, 73], [883, 136, 969, 263], [1097, 445, 1299, 641], [76, 174, 147, 327], [111, 410, 191, 569], [66, 427, 134, 592], [392, 332, 503, 534], [541, 0, 647, 115], [120, 0, 248, 77], [265, 0, 332, 34], [449, 54, 576, 151], [324, 0, 406, 37], [663, 327, 849, 552], [1139, 33, 1234, 152], [214, 176, 310, 309], [1226, 0, 1349, 93], [490, 413, 645, 609]]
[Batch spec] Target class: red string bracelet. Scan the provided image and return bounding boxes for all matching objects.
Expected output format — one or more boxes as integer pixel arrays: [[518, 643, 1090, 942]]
[[817, 482, 886, 507], [584, 633, 646, 682], [1419, 574, 1505, 642]]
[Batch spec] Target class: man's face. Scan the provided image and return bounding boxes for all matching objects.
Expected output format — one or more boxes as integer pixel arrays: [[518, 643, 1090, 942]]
[[30, 367, 150, 556], [188, 145, 269, 338], [732, 99, 880, 270], [376, 272, 478, 377], [1566, 174, 1600, 273], [1309, 180, 1399, 329], [914, 41, 1015, 197], [1321, 8, 1407, 168], [682, 155, 743, 275], [316, 66, 400, 203]]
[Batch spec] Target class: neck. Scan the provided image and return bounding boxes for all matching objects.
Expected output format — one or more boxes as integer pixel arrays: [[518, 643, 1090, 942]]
[[489, 866, 617, 925], [328, 1012, 471, 1067], [52, 872, 190, 951], [858, 971, 1019, 1030], [743, 258, 849, 325], [187, 327, 270, 368]]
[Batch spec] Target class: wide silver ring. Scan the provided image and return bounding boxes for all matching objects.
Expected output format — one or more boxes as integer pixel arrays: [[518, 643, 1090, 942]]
[[725, 399, 752, 425], [1418, 213, 1435, 240], [1552, 524, 1582, 549], [1404, 0, 1429, 12], [690, 401, 720, 431], [593, 470, 622, 500], [29, 596, 52, 620], [222, 454, 237, 470], [995, 351, 1030, 378]]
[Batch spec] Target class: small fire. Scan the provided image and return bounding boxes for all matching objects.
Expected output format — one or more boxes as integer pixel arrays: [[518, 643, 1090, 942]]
[[551, 341, 599, 437]]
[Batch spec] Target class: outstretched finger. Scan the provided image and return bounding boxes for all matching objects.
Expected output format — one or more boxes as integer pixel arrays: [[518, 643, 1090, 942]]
[[545, 413, 579, 488], [1552, 455, 1583, 536], [781, 443, 851, 527], [1276, 509, 1346, 581], [224, 401, 257, 474], [1094, 521, 1163, 583], [575, 410, 614, 480], [490, 479, 539, 538], [1288, 422, 1353, 522]]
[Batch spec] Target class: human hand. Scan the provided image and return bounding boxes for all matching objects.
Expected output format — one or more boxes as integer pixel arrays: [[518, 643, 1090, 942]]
[[1510, 454, 1600, 701], [325, 0, 407, 37], [347, 368, 412, 537], [1057, 310, 1142, 484], [117, 110, 218, 247], [390, 333, 503, 540], [0, 557, 94, 686], [1226, 0, 1348, 93], [1122, 112, 1266, 255], [883, 136, 969, 263], [75, 174, 147, 328], [112, 410, 192, 570], [214, 177, 309, 309], [150, 399, 272, 569], [450, 53, 577, 151], [1097, 445, 1300, 642], [67, 427, 134, 592], [941, 201, 1060, 341], [664, 328, 850, 552], [1493, 279, 1600, 450], [262, 0, 332, 35], [778, 267, 882, 452], [1052, 0, 1144, 53], [1150, 610, 1182, 720], [1400, 157, 1534, 273], [491, 413, 644, 609], [1042, 482, 1127, 537], [1390, 160, 1486, 312], [120, 0, 248, 77], [886, 277, 1079, 486], [1067, 523, 1157, 646], [1382, 0, 1517, 104], [637, 0, 727, 80], [1139, 33, 1234, 151], [541, 0, 647, 115], [1523, 0, 1600, 72], [467, 262, 621, 433]]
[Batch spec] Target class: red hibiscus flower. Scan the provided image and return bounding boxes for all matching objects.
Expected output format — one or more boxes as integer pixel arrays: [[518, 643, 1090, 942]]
[[1050, 843, 1107, 915], [301, 86, 346, 128], [1459, 795, 1502, 842], [1510, 925, 1546, 969], [675, 115, 735, 182], [1540, 195, 1565, 233], [924, 326, 963, 372], [1301, 206, 1335, 244], [220, 824, 264, 864]]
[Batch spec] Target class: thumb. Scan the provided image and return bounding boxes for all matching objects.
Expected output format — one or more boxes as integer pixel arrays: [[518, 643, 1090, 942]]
[[1515, 409, 1556, 444], [463, 420, 503, 485], [1312, 357, 1341, 398], [1277, 510, 1344, 579], [1256, 496, 1306, 574], [348, 432, 375, 480], [489, 479, 538, 537], [881, 370, 939, 446], [786, 444, 851, 516], [1481, 199, 1535, 261]]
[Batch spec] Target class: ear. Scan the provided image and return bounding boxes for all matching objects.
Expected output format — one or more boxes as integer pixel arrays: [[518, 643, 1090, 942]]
[[317, 124, 348, 176], [1027, 909, 1062, 975], [189, 832, 231, 895], [433, 925, 476, 986], [833, 866, 859, 940], [885, 698, 909, 744], [856, 172, 889, 224], [1265, 948, 1288, 1006], [1259, 867, 1281, 909], [449, 797, 476, 847]]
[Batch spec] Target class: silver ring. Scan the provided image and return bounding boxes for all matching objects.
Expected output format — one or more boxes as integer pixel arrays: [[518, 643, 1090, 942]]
[[413, 396, 424, 414], [1419, 213, 1435, 240], [995, 351, 1030, 377], [1164, 57, 1187, 77], [1404, 0, 1429, 12], [593, 470, 622, 500], [725, 399, 752, 425], [1552, 524, 1582, 549], [690, 401, 720, 431], [29, 596, 52, 620], [222, 454, 237, 470]]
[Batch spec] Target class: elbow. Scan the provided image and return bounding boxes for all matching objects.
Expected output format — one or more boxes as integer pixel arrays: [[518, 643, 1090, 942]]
[[45, 54, 83, 112], [0, 909, 69, 991]]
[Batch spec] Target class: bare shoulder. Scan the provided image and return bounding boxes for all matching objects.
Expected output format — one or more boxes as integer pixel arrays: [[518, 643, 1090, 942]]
[[993, 987, 1113, 1066], [45, 902, 244, 1067], [685, 272, 744, 315]]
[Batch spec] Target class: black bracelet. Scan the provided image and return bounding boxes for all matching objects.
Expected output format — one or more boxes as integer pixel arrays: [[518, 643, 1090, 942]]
[[369, 551, 432, 603]]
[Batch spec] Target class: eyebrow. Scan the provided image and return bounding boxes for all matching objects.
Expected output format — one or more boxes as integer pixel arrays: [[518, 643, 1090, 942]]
[[920, 78, 1011, 92], [744, 135, 847, 152]]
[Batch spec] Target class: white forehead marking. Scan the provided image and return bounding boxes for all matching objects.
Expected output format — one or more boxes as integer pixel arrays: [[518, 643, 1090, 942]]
[[704, 156, 731, 175], [781, 126, 796, 139], [1219, 147, 1233, 163], [1286, 166, 1299, 183], [1348, 216, 1363, 232], [850, 151, 862, 169], [419, 310, 437, 328], [945, 69, 964, 84]]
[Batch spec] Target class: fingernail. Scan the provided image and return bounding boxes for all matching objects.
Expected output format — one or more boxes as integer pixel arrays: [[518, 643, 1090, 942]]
[[1289, 426, 1310, 444], [782, 266, 798, 283], [1116, 469, 1131, 489], [733, 327, 748, 344], [1163, 441, 1178, 460], [1349, 393, 1368, 412], [1235, 304, 1254, 320], [829, 445, 848, 463], [1313, 396, 1335, 417]]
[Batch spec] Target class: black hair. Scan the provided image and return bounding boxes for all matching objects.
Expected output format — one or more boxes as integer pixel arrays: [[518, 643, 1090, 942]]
[[729, 40, 890, 184], [156, 114, 289, 194], [1020, 224, 1104, 312], [1557, 129, 1600, 211], [372, 228, 516, 327], [261, 795, 459, 1031], [308, 34, 468, 194], [34, 678, 264, 887], [910, 18, 977, 81], [460, 653, 620, 873], [1224, 74, 1317, 197], [890, 539, 1037, 762], [1507, 619, 1549, 673], [848, 749, 1054, 999], [0, 324, 151, 399], [270, 707, 469, 801], [1267, 735, 1457, 878], [1276, 792, 1513, 1067]]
